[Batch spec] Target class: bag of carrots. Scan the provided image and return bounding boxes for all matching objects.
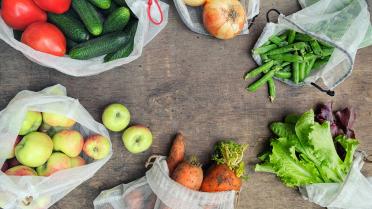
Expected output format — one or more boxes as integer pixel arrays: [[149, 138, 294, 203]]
[[246, 0, 370, 97], [93, 133, 248, 209]]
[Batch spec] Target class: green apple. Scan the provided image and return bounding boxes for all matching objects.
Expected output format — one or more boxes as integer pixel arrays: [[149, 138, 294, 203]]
[[5, 165, 37, 176], [15, 132, 53, 167], [39, 122, 68, 137], [6, 136, 22, 159], [83, 135, 111, 160], [53, 130, 84, 157], [42, 112, 76, 128], [122, 125, 153, 154], [102, 103, 131, 132], [70, 156, 86, 167], [36, 152, 71, 176], [19, 111, 42, 135]]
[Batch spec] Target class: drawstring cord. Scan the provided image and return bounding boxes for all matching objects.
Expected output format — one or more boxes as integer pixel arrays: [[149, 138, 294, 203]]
[[147, 0, 164, 25]]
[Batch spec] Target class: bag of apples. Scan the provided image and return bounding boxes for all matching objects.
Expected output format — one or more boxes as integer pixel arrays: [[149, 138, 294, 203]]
[[94, 134, 247, 209], [0, 84, 112, 209], [174, 0, 260, 39]]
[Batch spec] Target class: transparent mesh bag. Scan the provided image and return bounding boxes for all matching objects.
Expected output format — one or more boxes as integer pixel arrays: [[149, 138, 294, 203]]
[[94, 156, 238, 209], [297, 0, 372, 49], [174, 0, 260, 35], [0, 84, 112, 209], [299, 151, 372, 209], [252, 0, 370, 89], [0, 0, 169, 77]]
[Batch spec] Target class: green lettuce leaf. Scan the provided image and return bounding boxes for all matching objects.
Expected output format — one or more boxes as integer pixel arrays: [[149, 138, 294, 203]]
[[255, 109, 359, 187]]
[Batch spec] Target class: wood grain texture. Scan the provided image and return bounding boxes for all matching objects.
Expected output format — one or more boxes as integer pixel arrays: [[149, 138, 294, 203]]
[[0, 0, 371, 209]]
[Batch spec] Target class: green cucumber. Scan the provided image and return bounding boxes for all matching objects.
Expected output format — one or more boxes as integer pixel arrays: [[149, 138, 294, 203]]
[[104, 20, 138, 62], [48, 13, 90, 42], [103, 7, 131, 33], [72, 0, 103, 36], [113, 0, 127, 6], [100, 1, 119, 16], [88, 0, 111, 9], [69, 31, 131, 60]]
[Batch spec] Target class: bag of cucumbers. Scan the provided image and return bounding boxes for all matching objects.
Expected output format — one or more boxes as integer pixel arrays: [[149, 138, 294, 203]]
[[0, 0, 169, 76], [250, 0, 370, 91]]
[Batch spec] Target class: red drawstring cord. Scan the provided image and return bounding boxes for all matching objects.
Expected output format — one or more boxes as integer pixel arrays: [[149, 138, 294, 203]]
[[147, 0, 164, 25]]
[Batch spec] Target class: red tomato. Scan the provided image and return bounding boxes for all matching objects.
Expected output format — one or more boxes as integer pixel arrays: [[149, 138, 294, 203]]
[[1, 0, 47, 30], [33, 0, 71, 14], [21, 22, 66, 56]]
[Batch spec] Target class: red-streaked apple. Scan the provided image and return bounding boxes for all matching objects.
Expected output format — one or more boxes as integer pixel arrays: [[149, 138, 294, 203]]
[[15, 132, 53, 167], [19, 111, 42, 135], [70, 156, 86, 167], [83, 135, 111, 160], [6, 136, 22, 159], [5, 165, 37, 176], [122, 125, 153, 154], [102, 103, 130, 132], [1, 161, 9, 172], [36, 152, 71, 176], [42, 112, 76, 128], [53, 130, 84, 157]]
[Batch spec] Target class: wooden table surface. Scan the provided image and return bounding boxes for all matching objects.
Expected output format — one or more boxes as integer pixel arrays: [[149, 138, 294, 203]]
[[0, 0, 371, 209]]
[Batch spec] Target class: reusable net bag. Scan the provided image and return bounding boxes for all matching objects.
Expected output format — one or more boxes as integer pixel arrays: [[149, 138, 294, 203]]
[[0, 84, 112, 209], [252, 0, 370, 90], [174, 0, 260, 35], [94, 156, 238, 209], [298, 0, 372, 49], [299, 151, 372, 209], [0, 0, 169, 77]]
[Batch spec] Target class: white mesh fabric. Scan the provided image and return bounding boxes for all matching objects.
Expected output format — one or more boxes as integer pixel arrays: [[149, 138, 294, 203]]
[[252, 0, 370, 89], [94, 157, 238, 209], [300, 152, 372, 209], [173, 0, 260, 35], [0, 84, 112, 209], [0, 0, 169, 77]]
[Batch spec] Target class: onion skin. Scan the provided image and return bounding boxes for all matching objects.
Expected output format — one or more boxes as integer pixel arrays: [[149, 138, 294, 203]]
[[203, 0, 246, 40]]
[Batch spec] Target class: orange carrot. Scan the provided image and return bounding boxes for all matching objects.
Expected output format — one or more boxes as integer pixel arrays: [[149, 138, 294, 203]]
[[201, 164, 242, 192], [166, 133, 185, 176], [171, 157, 203, 190]]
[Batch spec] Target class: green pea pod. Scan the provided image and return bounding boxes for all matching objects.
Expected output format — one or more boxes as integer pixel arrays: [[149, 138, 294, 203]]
[[312, 57, 330, 70], [269, 35, 288, 47], [268, 53, 304, 63], [279, 33, 287, 41], [268, 78, 276, 102], [294, 33, 314, 42], [253, 44, 277, 55], [261, 54, 271, 63], [292, 61, 300, 84], [275, 71, 292, 79], [305, 58, 317, 76], [321, 48, 334, 57], [299, 62, 307, 81], [310, 40, 323, 55], [303, 53, 318, 62], [287, 30, 296, 44], [247, 66, 282, 92], [244, 60, 275, 80], [266, 42, 307, 56]]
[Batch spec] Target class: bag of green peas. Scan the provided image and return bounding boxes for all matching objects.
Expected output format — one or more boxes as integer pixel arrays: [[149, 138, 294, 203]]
[[247, 0, 370, 97]]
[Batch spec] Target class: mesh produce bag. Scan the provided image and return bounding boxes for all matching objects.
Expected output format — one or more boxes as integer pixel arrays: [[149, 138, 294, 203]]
[[300, 151, 372, 209], [174, 0, 260, 35], [0, 0, 169, 77], [94, 156, 238, 209], [0, 84, 112, 209], [298, 0, 372, 49], [252, 0, 370, 89]]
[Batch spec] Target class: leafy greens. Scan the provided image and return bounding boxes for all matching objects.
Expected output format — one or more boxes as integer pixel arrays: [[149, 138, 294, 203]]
[[255, 109, 359, 187]]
